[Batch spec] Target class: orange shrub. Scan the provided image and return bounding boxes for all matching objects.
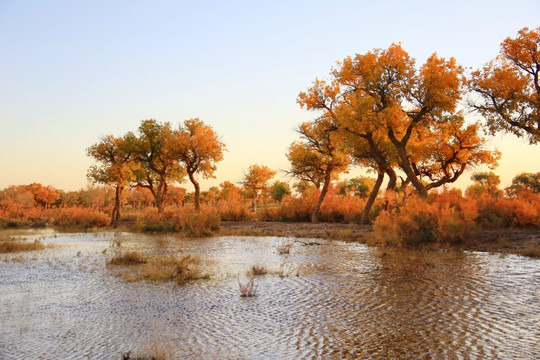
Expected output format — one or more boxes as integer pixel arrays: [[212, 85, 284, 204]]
[[475, 192, 539, 227], [135, 206, 221, 237], [49, 207, 109, 228], [319, 190, 366, 222], [278, 187, 366, 222], [372, 192, 478, 247], [215, 198, 252, 221], [278, 191, 316, 222], [170, 207, 221, 237]]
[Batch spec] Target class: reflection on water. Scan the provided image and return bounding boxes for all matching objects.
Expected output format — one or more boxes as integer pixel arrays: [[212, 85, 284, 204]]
[[0, 232, 539, 359]]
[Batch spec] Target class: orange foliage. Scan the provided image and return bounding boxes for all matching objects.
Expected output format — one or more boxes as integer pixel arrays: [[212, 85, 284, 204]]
[[373, 191, 478, 247], [475, 192, 539, 227], [49, 207, 109, 228], [277, 186, 365, 222], [134, 206, 221, 237]]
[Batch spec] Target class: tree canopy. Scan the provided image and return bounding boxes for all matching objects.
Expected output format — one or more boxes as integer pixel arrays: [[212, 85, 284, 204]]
[[173, 118, 226, 211], [241, 164, 276, 212], [469, 26, 540, 144], [87, 134, 135, 227]]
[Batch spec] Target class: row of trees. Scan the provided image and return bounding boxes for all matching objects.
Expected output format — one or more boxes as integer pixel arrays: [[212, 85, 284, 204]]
[[87, 119, 225, 227], [84, 27, 537, 227], [287, 26, 539, 223]]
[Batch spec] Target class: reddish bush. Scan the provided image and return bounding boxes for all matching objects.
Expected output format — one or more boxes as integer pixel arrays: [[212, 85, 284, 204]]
[[49, 207, 109, 228], [372, 192, 478, 247], [277, 187, 365, 222]]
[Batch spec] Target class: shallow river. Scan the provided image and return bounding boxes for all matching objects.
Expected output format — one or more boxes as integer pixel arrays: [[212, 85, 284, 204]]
[[0, 231, 539, 359]]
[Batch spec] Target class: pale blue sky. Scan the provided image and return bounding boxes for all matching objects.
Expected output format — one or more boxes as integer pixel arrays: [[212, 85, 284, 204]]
[[0, 0, 538, 191]]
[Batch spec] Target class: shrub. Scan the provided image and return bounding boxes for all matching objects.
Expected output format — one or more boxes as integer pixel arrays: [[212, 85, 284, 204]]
[[476, 193, 539, 227], [372, 192, 478, 247], [277, 187, 366, 222], [49, 207, 109, 228], [276, 241, 293, 255], [172, 208, 221, 237], [215, 198, 251, 221], [135, 207, 221, 237]]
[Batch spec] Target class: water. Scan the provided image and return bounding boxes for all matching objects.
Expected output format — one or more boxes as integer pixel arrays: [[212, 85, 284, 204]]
[[0, 232, 539, 359]]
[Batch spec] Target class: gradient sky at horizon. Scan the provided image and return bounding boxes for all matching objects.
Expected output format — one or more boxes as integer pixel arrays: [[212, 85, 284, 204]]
[[1, 0, 539, 192]]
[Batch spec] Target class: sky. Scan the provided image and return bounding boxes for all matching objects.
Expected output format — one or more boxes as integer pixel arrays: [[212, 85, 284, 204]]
[[0, 0, 539, 192]]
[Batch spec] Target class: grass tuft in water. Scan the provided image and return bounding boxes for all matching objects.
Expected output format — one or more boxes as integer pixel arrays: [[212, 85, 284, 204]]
[[109, 251, 148, 265], [109, 249, 209, 285], [238, 277, 258, 297], [250, 264, 268, 276], [0, 238, 46, 253]]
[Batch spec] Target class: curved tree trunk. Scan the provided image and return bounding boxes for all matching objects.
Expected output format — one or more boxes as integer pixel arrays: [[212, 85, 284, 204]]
[[360, 170, 385, 225], [388, 132, 428, 197], [188, 172, 201, 212], [383, 168, 398, 211], [385, 168, 397, 191], [311, 172, 332, 223]]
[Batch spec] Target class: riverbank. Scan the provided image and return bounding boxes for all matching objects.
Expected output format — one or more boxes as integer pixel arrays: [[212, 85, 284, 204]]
[[219, 221, 540, 258], [3, 220, 539, 258]]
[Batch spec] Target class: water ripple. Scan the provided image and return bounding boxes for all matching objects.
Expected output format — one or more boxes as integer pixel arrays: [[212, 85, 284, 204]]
[[0, 233, 538, 359]]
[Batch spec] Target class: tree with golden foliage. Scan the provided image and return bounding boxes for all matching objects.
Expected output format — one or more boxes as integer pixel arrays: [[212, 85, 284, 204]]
[[241, 164, 276, 212], [466, 171, 503, 198], [172, 118, 225, 211], [298, 75, 399, 224], [132, 120, 185, 213], [286, 115, 350, 223], [87, 134, 135, 227], [507, 172, 540, 195], [26, 183, 60, 210], [317, 43, 499, 198], [469, 26, 540, 144]]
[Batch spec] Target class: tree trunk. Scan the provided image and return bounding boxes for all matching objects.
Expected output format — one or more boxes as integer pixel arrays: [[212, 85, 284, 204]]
[[311, 172, 332, 223], [360, 170, 384, 225], [188, 172, 201, 212], [385, 168, 397, 191], [383, 168, 398, 211], [251, 194, 257, 212], [154, 181, 168, 214], [388, 132, 428, 197], [111, 186, 123, 228]]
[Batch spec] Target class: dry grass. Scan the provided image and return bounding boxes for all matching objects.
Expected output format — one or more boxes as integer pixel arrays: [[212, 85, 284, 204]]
[[109, 251, 148, 265], [521, 239, 540, 258], [277, 261, 300, 278], [120, 328, 174, 360], [0, 237, 47, 253], [250, 264, 268, 276], [111, 251, 209, 285], [238, 277, 258, 297], [276, 241, 293, 255]]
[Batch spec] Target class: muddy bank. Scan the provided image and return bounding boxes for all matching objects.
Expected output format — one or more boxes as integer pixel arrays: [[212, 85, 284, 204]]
[[219, 221, 540, 257]]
